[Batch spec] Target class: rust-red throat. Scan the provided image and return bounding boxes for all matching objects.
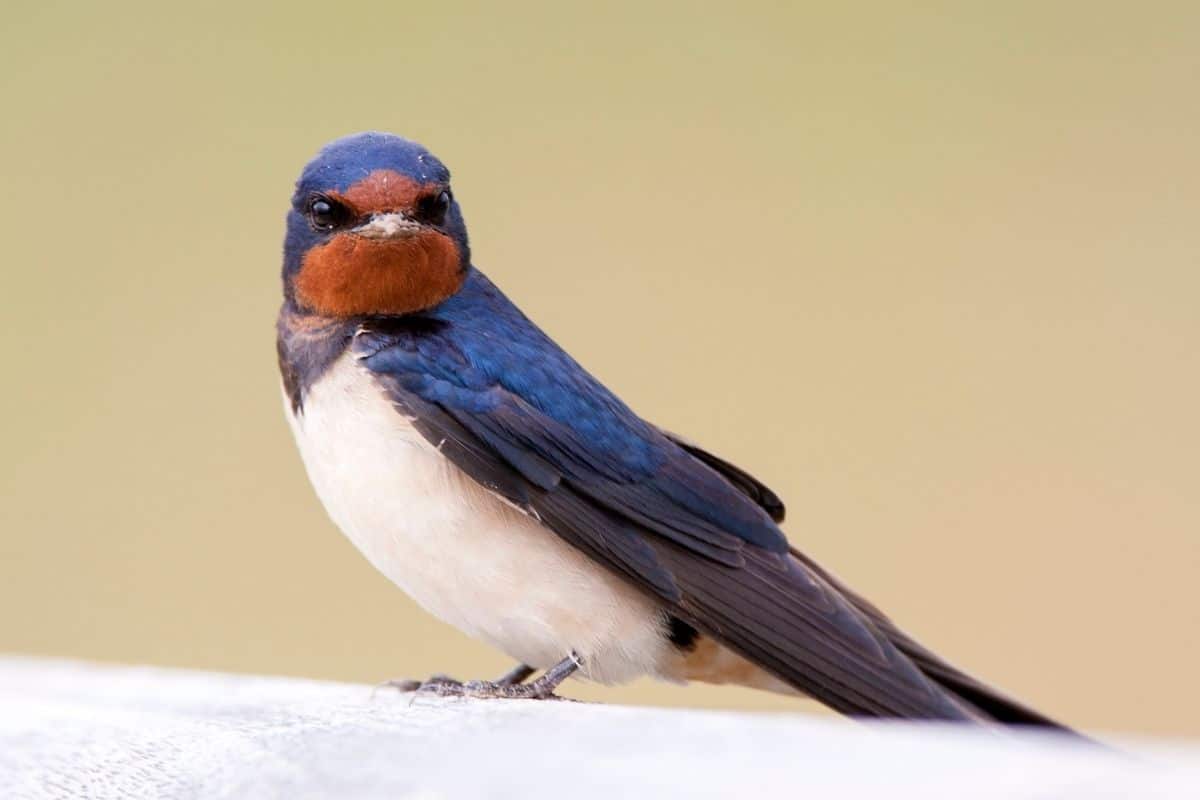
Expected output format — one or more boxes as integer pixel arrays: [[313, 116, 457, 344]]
[[295, 169, 463, 317]]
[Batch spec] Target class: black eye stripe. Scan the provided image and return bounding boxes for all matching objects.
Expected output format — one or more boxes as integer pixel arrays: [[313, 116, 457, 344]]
[[415, 190, 451, 226], [307, 194, 348, 232], [304, 188, 450, 232]]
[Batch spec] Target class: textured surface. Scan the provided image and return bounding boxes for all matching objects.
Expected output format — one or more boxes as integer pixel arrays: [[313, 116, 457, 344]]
[[2, 658, 1199, 800]]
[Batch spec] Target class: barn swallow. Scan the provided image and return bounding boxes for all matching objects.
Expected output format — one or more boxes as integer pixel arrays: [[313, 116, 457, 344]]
[[277, 131, 1070, 728]]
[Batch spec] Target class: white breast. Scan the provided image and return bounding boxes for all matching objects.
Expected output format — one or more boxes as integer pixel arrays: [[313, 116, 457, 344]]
[[285, 352, 672, 683]]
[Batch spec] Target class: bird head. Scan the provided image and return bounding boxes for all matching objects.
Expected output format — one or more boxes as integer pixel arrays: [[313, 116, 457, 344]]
[[282, 132, 471, 317]]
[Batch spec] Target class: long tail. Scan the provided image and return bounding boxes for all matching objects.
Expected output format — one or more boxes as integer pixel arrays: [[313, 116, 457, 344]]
[[788, 547, 1072, 731], [664, 431, 1077, 732]]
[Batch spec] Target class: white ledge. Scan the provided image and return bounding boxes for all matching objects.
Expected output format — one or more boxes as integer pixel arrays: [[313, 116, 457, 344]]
[[1, 657, 1198, 799]]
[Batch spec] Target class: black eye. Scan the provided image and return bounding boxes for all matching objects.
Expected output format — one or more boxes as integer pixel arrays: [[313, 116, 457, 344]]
[[416, 190, 451, 226], [307, 195, 346, 231]]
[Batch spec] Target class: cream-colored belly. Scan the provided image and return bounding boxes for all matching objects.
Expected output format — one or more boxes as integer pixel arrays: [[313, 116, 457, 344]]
[[285, 352, 672, 683]]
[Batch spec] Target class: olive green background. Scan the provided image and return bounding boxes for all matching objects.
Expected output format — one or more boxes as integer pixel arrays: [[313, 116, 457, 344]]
[[2, 2, 1197, 736]]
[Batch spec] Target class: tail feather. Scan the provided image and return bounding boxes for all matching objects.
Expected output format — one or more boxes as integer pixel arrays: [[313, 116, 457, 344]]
[[789, 547, 1074, 732], [666, 433, 1077, 733]]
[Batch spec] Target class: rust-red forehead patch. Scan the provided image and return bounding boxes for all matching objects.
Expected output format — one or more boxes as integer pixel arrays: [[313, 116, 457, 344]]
[[335, 169, 440, 215]]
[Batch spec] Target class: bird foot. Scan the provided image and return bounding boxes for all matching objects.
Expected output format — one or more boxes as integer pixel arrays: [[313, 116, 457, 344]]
[[389, 676, 559, 700], [379, 653, 581, 701]]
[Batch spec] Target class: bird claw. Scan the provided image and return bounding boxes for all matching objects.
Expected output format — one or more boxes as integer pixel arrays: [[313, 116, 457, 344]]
[[381, 675, 562, 700], [376, 653, 581, 701], [373, 673, 458, 697]]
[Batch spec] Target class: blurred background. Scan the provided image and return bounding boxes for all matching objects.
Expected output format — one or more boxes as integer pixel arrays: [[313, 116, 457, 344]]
[[1, 2, 1197, 736]]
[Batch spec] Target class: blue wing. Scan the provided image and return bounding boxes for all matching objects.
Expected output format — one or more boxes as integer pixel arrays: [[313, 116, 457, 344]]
[[353, 270, 1039, 723], [355, 273, 789, 566]]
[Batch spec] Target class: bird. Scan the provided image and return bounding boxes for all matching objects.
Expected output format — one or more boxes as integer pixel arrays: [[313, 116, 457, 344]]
[[276, 131, 1070, 729]]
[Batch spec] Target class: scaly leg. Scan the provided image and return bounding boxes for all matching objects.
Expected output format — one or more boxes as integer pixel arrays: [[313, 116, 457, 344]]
[[381, 661, 534, 694], [493, 663, 537, 687], [386, 653, 581, 700]]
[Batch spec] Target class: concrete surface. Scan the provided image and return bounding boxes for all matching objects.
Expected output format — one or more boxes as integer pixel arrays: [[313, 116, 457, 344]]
[[1, 657, 1198, 799]]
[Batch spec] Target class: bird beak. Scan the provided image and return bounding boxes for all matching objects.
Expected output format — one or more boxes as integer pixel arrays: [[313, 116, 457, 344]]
[[352, 212, 422, 240]]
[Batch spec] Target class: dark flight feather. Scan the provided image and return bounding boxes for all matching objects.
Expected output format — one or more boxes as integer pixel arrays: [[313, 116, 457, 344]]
[[662, 430, 787, 523], [665, 434, 1068, 727], [353, 269, 1072, 730]]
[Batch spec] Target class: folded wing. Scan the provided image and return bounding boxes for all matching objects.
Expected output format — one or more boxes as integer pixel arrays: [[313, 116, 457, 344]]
[[355, 318, 1009, 722]]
